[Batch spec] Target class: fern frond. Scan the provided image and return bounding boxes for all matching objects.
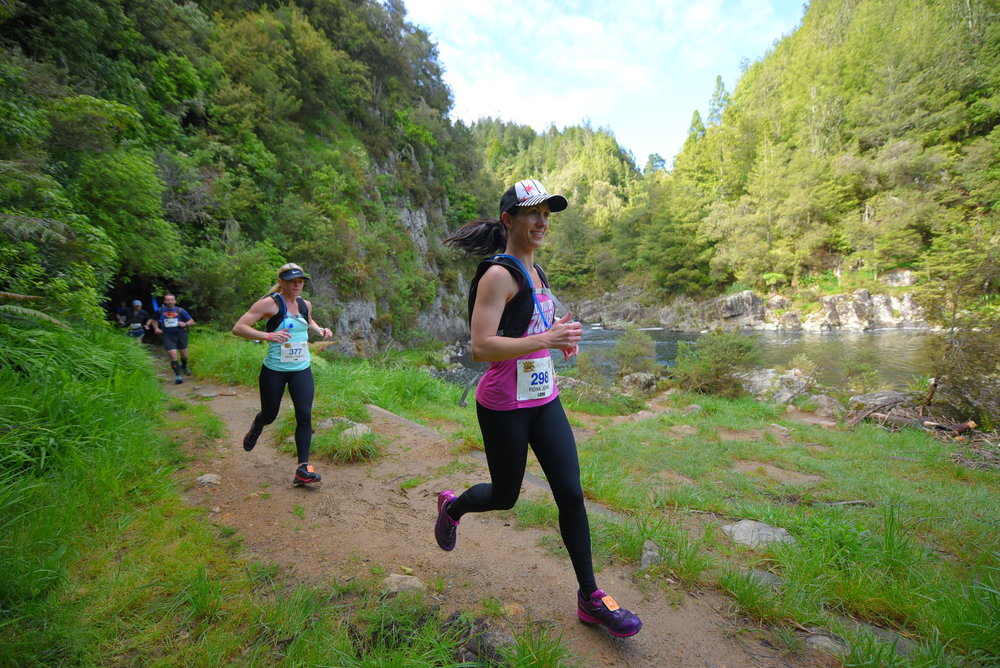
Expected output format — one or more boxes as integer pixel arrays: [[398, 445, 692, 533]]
[[0, 304, 70, 329], [0, 214, 73, 243], [0, 292, 43, 301]]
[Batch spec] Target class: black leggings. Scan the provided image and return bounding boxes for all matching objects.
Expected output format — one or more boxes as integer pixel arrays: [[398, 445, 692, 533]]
[[448, 397, 596, 594], [252, 365, 314, 464]]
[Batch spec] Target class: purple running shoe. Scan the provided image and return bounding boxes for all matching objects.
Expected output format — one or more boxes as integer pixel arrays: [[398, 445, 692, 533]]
[[434, 490, 459, 551], [577, 589, 642, 637]]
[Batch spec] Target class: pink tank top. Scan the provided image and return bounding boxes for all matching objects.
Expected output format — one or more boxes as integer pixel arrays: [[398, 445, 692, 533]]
[[475, 291, 560, 411]]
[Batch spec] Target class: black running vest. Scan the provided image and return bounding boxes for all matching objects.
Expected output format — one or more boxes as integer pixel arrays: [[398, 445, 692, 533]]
[[467, 256, 549, 338], [265, 294, 309, 332]]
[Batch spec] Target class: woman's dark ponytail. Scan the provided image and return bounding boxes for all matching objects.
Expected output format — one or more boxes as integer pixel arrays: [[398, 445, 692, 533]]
[[444, 219, 507, 257]]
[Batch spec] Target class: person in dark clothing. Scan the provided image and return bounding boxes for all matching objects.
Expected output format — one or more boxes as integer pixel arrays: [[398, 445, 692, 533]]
[[124, 300, 150, 341], [113, 300, 129, 327]]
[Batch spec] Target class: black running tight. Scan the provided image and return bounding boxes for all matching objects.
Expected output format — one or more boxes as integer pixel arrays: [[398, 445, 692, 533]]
[[252, 365, 314, 463], [448, 397, 596, 595]]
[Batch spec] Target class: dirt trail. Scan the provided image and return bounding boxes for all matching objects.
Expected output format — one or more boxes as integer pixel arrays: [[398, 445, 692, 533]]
[[167, 376, 834, 667]]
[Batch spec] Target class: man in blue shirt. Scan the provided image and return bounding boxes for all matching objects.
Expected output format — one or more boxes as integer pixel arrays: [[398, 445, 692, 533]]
[[149, 293, 195, 384]]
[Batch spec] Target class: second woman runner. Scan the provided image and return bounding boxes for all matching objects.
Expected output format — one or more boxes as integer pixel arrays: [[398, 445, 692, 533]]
[[232, 263, 332, 486]]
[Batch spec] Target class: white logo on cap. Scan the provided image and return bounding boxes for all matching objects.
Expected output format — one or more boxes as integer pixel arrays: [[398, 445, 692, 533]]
[[515, 179, 545, 202]]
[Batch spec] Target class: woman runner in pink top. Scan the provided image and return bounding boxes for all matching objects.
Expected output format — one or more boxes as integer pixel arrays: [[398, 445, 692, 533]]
[[435, 180, 642, 638]]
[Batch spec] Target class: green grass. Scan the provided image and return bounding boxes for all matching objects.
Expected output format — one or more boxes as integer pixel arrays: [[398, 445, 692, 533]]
[[569, 389, 1000, 663], [187, 338, 1000, 662], [293, 423, 385, 463], [4, 320, 996, 664], [562, 391, 646, 415], [501, 618, 579, 667], [480, 595, 505, 617], [191, 330, 480, 462], [166, 400, 226, 444], [0, 320, 589, 665], [400, 475, 426, 490]]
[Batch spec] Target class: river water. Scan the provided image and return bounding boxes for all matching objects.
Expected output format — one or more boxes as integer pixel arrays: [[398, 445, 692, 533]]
[[450, 327, 938, 391]]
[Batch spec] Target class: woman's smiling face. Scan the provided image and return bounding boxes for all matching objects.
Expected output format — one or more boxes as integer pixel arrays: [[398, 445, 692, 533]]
[[504, 203, 552, 250]]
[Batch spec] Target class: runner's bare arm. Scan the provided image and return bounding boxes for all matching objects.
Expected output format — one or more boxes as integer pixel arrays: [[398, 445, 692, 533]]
[[470, 265, 582, 362], [232, 298, 286, 342]]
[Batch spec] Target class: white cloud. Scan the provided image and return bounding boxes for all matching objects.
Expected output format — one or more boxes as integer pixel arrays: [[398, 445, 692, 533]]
[[404, 0, 804, 163]]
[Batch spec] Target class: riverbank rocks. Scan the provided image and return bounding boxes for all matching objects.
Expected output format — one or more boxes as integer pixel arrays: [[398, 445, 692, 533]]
[[697, 290, 766, 329], [847, 390, 912, 411], [880, 269, 917, 286], [722, 519, 796, 548], [329, 299, 377, 356], [738, 368, 812, 404], [799, 290, 927, 332], [571, 283, 663, 329], [808, 394, 847, 418], [572, 287, 927, 333], [621, 372, 659, 394], [416, 294, 467, 345]]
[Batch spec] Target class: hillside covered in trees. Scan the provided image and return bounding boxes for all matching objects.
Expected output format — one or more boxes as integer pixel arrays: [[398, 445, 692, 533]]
[[1, 0, 997, 342], [479, 0, 998, 309], [1, 0, 494, 344]]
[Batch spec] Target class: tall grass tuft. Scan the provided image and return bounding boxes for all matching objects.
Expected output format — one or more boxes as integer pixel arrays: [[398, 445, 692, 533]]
[[191, 331, 466, 425], [718, 566, 786, 624], [655, 530, 716, 587], [590, 513, 680, 564], [0, 321, 164, 661], [502, 621, 579, 667]]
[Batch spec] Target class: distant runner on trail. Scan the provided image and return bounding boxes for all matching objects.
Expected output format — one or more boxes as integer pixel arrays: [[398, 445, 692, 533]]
[[113, 300, 129, 327], [124, 299, 149, 342], [149, 293, 195, 384], [232, 263, 332, 487], [437, 179, 643, 638]]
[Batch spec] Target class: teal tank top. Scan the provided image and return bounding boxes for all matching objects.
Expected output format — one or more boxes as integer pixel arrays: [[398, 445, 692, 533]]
[[263, 312, 310, 372]]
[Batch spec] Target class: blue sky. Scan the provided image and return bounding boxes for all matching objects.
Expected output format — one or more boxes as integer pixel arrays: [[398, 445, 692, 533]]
[[403, 0, 806, 166]]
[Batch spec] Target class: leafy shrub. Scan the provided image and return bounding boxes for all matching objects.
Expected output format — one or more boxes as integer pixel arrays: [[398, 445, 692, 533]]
[[175, 240, 285, 325], [841, 348, 881, 394], [670, 331, 761, 397], [610, 327, 658, 378], [916, 234, 1000, 427], [932, 327, 1000, 429], [786, 352, 818, 376], [567, 349, 617, 405]]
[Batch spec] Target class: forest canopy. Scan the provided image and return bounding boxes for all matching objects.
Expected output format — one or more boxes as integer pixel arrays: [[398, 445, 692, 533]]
[[1, 0, 997, 339]]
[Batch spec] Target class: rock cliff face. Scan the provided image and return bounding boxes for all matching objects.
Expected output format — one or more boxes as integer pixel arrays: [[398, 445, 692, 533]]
[[328, 298, 378, 356], [325, 203, 468, 355], [572, 289, 928, 333]]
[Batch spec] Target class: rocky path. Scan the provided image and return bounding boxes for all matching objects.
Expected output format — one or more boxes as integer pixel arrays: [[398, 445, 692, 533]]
[[167, 377, 834, 667]]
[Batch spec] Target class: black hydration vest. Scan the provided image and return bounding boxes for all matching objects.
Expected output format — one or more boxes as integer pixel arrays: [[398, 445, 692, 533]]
[[467, 255, 548, 338], [265, 294, 309, 332]]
